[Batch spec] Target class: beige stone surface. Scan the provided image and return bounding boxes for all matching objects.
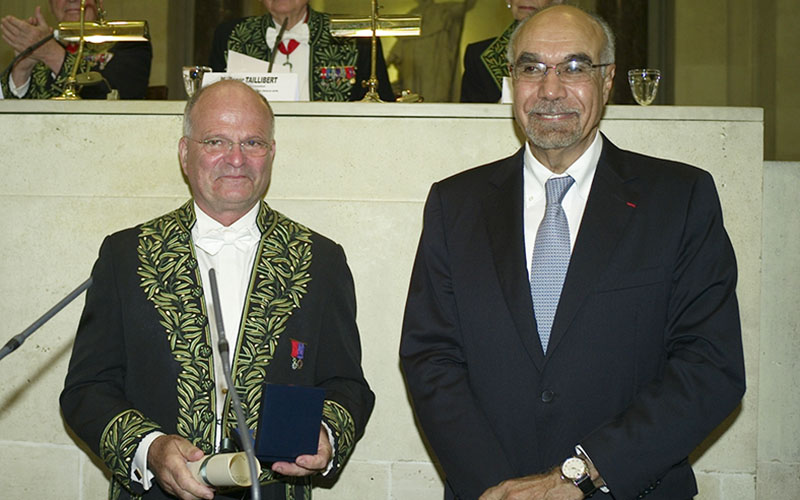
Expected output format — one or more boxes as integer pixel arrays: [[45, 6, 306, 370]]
[[756, 461, 800, 500], [757, 161, 800, 500], [695, 472, 756, 500], [0, 103, 772, 499], [0, 443, 80, 499], [313, 460, 389, 500], [390, 461, 442, 500]]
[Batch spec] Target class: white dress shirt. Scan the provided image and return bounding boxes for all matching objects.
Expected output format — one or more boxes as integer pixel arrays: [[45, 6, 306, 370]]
[[265, 20, 311, 101], [523, 134, 611, 494], [8, 73, 32, 97], [523, 132, 603, 279], [131, 203, 261, 488]]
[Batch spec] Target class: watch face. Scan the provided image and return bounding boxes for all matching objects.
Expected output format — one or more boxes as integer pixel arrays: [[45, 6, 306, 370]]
[[561, 457, 588, 481]]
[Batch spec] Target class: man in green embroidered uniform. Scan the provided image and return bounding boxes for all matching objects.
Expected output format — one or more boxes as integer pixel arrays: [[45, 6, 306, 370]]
[[0, 0, 151, 99], [61, 80, 374, 500], [209, 0, 393, 102]]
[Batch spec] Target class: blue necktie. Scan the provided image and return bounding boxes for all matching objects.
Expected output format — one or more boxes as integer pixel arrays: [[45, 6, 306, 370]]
[[530, 176, 575, 354]]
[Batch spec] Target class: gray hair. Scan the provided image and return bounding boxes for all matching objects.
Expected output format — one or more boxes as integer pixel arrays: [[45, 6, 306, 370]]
[[506, 6, 616, 68], [182, 80, 275, 140]]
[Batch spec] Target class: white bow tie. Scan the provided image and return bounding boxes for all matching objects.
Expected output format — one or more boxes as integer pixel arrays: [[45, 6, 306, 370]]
[[266, 21, 310, 50], [194, 226, 259, 256]]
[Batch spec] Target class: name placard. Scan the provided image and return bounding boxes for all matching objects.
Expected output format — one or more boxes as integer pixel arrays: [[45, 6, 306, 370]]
[[202, 72, 300, 101]]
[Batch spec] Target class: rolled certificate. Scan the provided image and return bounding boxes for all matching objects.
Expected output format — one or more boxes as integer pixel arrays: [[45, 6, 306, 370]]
[[187, 452, 253, 487]]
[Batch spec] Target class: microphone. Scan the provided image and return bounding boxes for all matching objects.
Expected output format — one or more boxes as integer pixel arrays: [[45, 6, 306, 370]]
[[207, 268, 261, 500], [0, 277, 92, 362], [267, 17, 289, 72]]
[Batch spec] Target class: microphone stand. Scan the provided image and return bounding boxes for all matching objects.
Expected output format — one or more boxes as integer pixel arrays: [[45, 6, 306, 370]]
[[267, 17, 289, 72], [208, 269, 261, 500], [0, 277, 92, 362]]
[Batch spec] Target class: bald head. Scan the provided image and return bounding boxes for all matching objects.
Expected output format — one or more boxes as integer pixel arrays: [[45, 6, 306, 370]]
[[183, 80, 275, 140], [506, 5, 615, 68]]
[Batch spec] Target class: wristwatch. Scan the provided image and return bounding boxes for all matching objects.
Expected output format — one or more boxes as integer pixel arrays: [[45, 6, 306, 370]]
[[561, 456, 597, 497]]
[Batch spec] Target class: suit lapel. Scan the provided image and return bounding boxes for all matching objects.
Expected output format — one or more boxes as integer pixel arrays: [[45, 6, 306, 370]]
[[546, 138, 640, 355], [484, 149, 546, 370], [223, 202, 313, 435]]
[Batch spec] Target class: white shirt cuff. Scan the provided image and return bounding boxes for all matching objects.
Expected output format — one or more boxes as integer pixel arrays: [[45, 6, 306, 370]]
[[131, 431, 166, 489], [321, 421, 336, 476], [8, 74, 31, 98], [575, 444, 610, 494]]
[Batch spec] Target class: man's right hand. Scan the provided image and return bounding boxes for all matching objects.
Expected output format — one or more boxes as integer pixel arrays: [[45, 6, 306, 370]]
[[1, 7, 65, 83], [148, 434, 215, 500]]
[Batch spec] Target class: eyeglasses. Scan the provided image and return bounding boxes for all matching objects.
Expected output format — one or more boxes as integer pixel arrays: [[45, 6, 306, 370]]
[[185, 136, 272, 157], [511, 59, 612, 83]]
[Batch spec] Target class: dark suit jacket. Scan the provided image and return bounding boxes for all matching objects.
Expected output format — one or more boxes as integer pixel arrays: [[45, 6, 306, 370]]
[[209, 9, 394, 102], [460, 22, 515, 103], [400, 136, 745, 500], [460, 37, 502, 103], [61, 201, 374, 500]]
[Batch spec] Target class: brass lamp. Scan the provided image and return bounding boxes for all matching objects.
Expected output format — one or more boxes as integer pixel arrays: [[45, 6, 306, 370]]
[[330, 0, 420, 102], [55, 21, 150, 44], [51, 0, 149, 100]]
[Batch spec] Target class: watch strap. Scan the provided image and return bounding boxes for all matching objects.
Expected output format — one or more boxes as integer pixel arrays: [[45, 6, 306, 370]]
[[574, 474, 597, 497]]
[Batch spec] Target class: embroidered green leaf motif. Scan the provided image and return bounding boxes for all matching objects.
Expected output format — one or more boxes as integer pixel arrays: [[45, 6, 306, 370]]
[[222, 10, 358, 102], [323, 400, 357, 468], [138, 202, 215, 454], [227, 16, 270, 66], [223, 209, 312, 447], [137, 201, 313, 486], [3, 44, 115, 99], [100, 409, 161, 495], [481, 22, 516, 91]]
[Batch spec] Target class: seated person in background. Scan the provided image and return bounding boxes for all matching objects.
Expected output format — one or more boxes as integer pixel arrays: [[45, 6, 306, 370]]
[[460, 0, 563, 103], [0, 0, 152, 99], [210, 0, 394, 102]]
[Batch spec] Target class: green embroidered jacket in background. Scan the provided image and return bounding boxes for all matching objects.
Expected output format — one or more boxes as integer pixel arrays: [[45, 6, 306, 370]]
[[223, 9, 360, 101], [480, 22, 517, 92], [1, 43, 115, 99]]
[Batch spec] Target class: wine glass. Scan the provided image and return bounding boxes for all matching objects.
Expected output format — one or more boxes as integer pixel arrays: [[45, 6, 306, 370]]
[[182, 66, 213, 98], [627, 69, 661, 106]]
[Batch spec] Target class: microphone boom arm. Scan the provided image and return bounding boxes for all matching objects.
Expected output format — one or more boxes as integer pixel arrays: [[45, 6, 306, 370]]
[[208, 268, 262, 500], [0, 277, 93, 362]]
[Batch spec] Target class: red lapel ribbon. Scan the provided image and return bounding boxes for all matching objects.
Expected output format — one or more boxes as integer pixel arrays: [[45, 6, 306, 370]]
[[278, 39, 300, 56]]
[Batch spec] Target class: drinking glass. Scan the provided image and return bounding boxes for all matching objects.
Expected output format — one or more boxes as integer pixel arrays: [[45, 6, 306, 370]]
[[182, 66, 212, 98], [627, 69, 661, 106]]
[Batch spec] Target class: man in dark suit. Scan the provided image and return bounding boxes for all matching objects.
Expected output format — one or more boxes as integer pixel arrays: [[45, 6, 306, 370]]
[[401, 5, 745, 500], [60, 80, 373, 500]]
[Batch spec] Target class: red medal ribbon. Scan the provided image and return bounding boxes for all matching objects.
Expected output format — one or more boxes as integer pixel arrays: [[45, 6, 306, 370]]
[[278, 39, 300, 56]]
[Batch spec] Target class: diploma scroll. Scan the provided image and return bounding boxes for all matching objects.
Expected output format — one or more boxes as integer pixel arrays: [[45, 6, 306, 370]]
[[187, 452, 252, 488]]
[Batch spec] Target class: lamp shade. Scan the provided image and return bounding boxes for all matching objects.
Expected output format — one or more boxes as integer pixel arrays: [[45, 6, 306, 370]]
[[54, 20, 150, 43], [329, 16, 421, 38]]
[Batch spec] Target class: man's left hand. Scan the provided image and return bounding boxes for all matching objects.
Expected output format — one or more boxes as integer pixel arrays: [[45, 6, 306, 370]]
[[479, 468, 583, 500], [1, 7, 52, 56], [270, 425, 332, 477]]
